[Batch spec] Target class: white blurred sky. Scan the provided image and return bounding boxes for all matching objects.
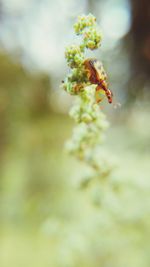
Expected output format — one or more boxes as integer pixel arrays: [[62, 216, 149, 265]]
[[0, 0, 131, 75]]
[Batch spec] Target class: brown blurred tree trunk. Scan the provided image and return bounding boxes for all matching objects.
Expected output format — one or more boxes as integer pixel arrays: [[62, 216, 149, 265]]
[[130, 0, 150, 74], [126, 0, 150, 102]]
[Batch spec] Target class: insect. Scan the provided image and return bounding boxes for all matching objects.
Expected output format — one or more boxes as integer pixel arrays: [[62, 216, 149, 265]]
[[84, 58, 113, 104]]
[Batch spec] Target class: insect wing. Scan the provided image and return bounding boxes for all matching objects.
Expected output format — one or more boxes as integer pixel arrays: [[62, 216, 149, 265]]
[[94, 60, 107, 81]]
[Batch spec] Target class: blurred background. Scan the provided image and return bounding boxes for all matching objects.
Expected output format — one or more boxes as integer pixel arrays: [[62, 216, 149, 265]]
[[0, 0, 150, 267]]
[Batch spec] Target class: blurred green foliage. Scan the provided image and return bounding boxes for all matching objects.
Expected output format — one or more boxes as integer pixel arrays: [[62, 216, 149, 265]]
[[0, 1, 150, 266], [0, 51, 150, 267]]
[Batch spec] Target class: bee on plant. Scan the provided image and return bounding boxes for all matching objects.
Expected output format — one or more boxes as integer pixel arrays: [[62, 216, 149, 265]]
[[84, 58, 113, 104]]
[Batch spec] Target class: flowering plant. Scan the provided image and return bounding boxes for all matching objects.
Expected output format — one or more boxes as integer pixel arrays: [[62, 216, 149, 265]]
[[62, 14, 114, 194]]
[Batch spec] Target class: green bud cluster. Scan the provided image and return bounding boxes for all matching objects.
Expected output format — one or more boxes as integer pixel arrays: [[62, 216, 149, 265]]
[[74, 14, 96, 34], [63, 14, 113, 201], [65, 45, 84, 68], [83, 27, 102, 50]]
